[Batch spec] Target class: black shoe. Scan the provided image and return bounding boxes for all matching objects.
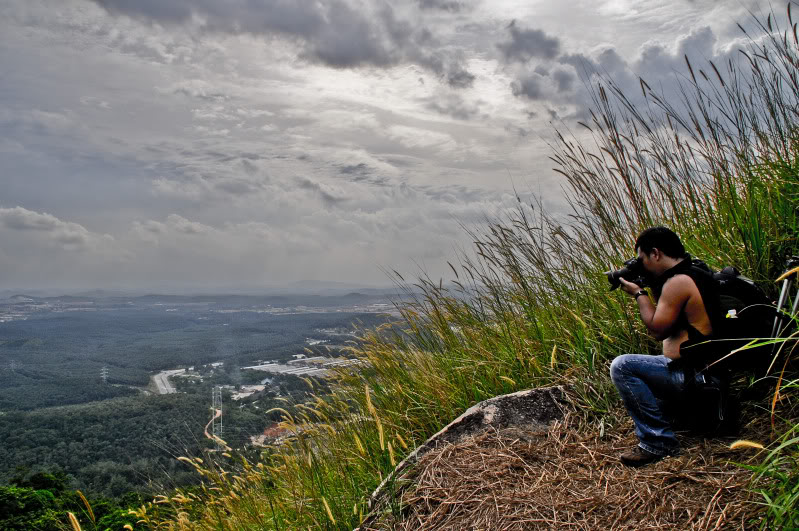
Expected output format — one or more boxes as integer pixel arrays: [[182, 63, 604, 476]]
[[620, 447, 664, 467]]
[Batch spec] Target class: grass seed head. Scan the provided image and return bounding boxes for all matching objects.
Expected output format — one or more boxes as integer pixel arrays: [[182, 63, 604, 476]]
[[730, 439, 766, 450], [322, 497, 336, 525], [67, 512, 81, 531]]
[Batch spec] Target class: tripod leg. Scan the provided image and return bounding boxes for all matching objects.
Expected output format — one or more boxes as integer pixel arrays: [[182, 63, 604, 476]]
[[772, 278, 792, 338]]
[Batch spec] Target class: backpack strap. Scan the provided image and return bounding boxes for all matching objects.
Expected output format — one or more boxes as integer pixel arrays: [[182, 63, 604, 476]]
[[684, 263, 723, 330]]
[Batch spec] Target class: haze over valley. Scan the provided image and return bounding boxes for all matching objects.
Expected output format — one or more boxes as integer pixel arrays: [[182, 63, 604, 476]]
[[0, 288, 394, 497]]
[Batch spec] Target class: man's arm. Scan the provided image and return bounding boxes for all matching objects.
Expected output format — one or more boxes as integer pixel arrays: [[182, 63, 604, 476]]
[[619, 276, 690, 340]]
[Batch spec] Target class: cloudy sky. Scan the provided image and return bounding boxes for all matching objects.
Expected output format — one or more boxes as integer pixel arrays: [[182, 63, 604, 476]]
[[0, 0, 770, 292]]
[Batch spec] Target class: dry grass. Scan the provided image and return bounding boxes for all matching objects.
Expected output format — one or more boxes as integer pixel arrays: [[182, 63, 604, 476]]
[[365, 413, 767, 530]]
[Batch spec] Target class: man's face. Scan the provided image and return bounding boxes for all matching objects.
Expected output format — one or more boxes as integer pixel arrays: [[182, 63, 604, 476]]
[[637, 248, 658, 276]]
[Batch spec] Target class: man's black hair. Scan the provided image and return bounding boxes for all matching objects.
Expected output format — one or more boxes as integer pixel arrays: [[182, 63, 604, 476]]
[[635, 226, 686, 258]]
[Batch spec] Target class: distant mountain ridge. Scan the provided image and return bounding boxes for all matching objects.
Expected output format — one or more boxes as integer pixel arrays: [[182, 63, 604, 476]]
[[0, 291, 402, 309], [0, 282, 398, 301]]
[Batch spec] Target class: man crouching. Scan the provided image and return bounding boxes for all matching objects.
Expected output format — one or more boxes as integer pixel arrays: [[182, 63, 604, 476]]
[[610, 227, 714, 467]]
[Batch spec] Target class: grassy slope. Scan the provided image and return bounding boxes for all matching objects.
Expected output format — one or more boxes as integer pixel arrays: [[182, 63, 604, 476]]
[[130, 6, 799, 530]]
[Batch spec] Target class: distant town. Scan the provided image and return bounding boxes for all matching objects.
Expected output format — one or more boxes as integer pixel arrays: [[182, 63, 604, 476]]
[[156, 353, 362, 400]]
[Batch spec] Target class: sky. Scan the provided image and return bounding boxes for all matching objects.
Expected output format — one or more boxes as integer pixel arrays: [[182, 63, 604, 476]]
[[0, 0, 772, 292]]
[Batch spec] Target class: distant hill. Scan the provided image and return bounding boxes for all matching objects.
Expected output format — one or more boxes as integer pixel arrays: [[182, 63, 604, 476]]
[[130, 292, 391, 308]]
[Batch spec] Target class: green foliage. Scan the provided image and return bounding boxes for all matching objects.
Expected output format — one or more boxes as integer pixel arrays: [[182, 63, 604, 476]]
[[12, 471, 69, 493], [96, 506, 140, 531], [742, 364, 799, 529], [0, 370, 348, 502], [0, 477, 145, 531], [744, 421, 799, 529], [0, 394, 210, 498], [0, 485, 63, 530]]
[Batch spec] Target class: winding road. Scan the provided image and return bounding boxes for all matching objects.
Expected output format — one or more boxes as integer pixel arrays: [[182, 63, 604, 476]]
[[152, 369, 184, 394], [204, 408, 222, 439]]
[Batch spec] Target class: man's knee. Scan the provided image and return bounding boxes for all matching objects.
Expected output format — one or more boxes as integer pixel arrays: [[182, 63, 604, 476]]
[[610, 354, 629, 383]]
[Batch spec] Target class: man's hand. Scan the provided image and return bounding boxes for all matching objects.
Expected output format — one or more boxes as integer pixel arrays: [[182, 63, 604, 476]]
[[624, 275, 693, 341], [618, 277, 642, 297]]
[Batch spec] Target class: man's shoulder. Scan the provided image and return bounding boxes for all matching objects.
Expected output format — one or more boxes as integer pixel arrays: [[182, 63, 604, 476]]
[[660, 273, 699, 296], [662, 273, 696, 287]]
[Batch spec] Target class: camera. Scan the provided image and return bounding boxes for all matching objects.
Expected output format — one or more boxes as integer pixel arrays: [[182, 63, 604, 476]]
[[605, 257, 648, 291]]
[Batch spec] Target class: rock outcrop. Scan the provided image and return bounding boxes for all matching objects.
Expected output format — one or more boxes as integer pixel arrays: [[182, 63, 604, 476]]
[[359, 386, 567, 528]]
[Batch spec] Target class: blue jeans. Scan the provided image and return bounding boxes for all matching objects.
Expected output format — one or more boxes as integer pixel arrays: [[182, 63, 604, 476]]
[[610, 354, 685, 456]]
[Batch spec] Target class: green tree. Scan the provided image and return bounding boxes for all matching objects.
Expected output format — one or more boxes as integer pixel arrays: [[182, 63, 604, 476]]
[[0, 486, 61, 530]]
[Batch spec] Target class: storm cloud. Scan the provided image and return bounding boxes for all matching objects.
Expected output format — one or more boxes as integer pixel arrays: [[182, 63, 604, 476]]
[[502, 15, 743, 117], [498, 21, 561, 62], [89, 0, 475, 87]]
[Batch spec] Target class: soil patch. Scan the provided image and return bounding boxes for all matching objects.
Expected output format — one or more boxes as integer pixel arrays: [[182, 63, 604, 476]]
[[364, 414, 764, 529]]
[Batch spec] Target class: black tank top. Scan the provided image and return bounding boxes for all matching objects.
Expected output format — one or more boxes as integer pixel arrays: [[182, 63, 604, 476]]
[[651, 255, 721, 369], [650, 254, 718, 342]]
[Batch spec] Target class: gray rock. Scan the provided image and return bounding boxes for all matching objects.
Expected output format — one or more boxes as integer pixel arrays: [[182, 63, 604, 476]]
[[357, 386, 567, 529]]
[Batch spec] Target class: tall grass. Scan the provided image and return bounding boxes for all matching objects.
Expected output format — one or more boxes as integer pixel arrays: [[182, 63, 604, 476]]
[[140, 5, 799, 529]]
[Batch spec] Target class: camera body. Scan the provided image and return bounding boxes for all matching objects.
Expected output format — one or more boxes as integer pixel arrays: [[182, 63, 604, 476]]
[[605, 257, 648, 291]]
